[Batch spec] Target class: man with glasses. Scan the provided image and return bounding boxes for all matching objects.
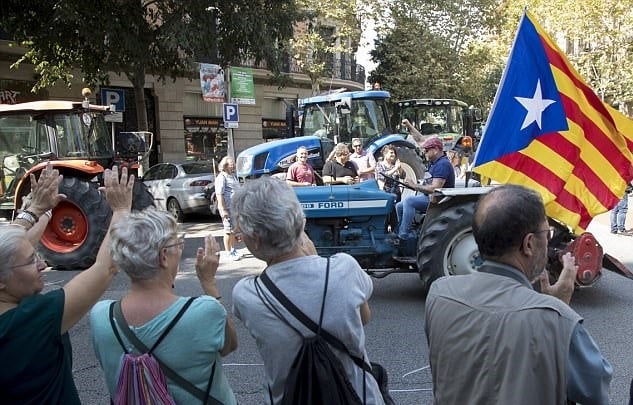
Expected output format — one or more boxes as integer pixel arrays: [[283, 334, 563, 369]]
[[349, 138, 376, 182], [322, 143, 358, 185], [425, 184, 612, 404], [395, 137, 454, 240]]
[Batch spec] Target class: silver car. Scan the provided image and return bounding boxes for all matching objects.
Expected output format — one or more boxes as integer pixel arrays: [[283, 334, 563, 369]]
[[142, 161, 216, 221]]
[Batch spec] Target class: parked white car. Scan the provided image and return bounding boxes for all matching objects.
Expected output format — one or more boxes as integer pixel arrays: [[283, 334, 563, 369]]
[[142, 161, 216, 221]]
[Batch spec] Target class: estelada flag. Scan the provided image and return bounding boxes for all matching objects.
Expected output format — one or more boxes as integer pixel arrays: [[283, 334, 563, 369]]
[[473, 10, 633, 234]]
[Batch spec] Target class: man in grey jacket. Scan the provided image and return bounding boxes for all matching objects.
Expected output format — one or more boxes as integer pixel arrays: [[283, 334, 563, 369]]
[[425, 184, 612, 405]]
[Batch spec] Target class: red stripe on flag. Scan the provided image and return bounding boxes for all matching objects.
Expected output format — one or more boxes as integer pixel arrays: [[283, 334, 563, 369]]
[[497, 136, 619, 226], [496, 149, 565, 195], [560, 93, 632, 183], [539, 36, 615, 125], [553, 188, 593, 230]]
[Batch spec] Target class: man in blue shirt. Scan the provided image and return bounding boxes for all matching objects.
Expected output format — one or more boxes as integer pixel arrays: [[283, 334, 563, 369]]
[[395, 137, 455, 239]]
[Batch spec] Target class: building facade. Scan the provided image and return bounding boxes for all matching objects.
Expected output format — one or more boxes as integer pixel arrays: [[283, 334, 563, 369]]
[[0, 40, 365, 169]]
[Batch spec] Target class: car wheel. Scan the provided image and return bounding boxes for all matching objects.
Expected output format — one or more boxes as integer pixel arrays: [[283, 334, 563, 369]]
[[167, 198, 184, 222]]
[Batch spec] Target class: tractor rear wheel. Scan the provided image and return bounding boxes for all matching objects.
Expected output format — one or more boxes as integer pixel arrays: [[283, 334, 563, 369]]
[[39, 177, 111, 270], [38, 178, 154, 270], [417, 201, 480, 294]]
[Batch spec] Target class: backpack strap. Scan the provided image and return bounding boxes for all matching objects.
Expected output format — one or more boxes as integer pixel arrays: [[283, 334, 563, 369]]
[[259, 260, 372, 374], [109, 297, 222, 405]]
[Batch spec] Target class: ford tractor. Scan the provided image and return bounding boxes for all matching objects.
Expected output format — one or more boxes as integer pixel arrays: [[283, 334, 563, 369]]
[[294, 179, 633, 294], [0, 88, 154, 270]]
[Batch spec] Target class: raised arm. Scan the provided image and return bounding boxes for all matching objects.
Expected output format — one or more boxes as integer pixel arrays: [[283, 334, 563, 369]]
[[401, 119, 432, 146], [13, 163, 66, 244], [195, 234, 238, 356], [61, 166, 133, 333]]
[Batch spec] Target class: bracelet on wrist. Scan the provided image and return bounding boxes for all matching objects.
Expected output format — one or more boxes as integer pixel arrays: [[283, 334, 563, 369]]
[[22, 209, 39, 223], [15, 211, 37, 226]]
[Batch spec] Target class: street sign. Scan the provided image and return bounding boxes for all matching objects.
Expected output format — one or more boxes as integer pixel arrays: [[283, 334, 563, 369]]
[[223, 103, 239, 128], [101, 88, 125, 112]]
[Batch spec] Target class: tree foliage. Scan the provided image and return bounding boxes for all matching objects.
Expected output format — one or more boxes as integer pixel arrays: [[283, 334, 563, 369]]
[[368, 0, 503, 108], [288, 0, 363, 94], [370, 0, 633, 115], [0, 0, 298, 129]]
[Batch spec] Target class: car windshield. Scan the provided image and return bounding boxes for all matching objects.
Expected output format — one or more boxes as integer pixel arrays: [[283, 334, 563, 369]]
[[181, 162, 213, 174]]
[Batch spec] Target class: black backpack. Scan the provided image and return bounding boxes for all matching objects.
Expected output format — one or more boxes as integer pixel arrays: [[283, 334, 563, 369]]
[[256, 258, 369, 405]]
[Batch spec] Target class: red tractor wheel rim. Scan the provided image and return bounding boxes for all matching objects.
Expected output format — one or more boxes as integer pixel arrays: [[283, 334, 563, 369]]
[[41, 201, 89, 253]]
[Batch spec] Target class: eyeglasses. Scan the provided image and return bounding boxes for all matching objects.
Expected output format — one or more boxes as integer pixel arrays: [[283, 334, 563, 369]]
[[10, 252, 45, 269], [352, 144, 362, 148], [164, 235, 185, 250], [532, 226, 555, 240]]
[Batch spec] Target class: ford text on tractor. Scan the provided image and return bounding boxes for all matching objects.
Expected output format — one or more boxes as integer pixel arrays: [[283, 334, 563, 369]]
[[0, 88, 154, 270], [235, 90, 633, 293]]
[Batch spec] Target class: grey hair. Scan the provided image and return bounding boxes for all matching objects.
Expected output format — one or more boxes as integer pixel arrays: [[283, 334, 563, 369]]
[[334, 143, 349, 157], [0, 225, 27, 280], [231, 177, 304, 262], [219, 156, 234, 171], [109, 208, 179, 281]]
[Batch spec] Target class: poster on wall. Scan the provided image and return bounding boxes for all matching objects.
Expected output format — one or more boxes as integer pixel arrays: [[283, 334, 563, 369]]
[[200, 63, 225, 103], [230, 67, 256, 104]]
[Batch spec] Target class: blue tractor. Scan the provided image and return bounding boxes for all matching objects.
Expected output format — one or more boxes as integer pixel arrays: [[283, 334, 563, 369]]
[[235, 90, 633, 293], [236, 90, 426, 196]]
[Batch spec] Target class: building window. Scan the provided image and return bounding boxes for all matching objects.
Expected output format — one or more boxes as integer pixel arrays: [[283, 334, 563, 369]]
[[183, 116, 228, 164]]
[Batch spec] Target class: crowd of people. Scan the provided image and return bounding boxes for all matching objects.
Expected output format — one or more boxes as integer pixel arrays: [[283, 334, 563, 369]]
[[1, 148, 629, 404]]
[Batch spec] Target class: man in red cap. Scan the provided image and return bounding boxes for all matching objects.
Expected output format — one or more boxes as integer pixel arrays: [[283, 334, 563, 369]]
[[395, 136, 455, 239]]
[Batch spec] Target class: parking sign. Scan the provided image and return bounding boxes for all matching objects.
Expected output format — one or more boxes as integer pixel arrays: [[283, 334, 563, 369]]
[[223, 103, 239, 128], [101, 88, 125, 112]]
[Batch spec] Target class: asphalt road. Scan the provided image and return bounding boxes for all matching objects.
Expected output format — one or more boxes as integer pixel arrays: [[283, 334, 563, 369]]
[[33, 210, 633, 404]]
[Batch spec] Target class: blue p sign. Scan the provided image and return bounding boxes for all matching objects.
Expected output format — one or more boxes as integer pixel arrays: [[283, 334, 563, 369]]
[[223, 103, 239, 122], [101, 88, 125, 112]]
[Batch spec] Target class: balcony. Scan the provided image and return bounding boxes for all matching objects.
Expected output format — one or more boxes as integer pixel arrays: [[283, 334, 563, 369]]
[[238, 53, 366, 86]]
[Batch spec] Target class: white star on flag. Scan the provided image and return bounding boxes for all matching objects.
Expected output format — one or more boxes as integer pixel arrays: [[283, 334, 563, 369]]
[[515, 80, 556, 130]]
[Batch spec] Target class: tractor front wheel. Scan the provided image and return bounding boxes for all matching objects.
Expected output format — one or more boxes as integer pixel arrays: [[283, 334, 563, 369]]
[[417, 201, 480, 294], [39, 177, 111, 270]]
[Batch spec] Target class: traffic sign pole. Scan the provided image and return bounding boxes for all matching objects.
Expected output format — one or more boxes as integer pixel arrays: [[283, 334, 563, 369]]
[[226, 66, 235, 160]]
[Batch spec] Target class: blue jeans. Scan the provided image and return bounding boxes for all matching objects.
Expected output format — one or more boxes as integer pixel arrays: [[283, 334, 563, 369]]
[[610, 196, 628, 232], [396, 194, 430, 238]]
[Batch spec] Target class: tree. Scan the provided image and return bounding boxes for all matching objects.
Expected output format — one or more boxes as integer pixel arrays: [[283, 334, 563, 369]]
[[0, 0, 298, 130], [499, 0, 633, 113], [367, 0, 503, 107], [288, 0, 363, 94]]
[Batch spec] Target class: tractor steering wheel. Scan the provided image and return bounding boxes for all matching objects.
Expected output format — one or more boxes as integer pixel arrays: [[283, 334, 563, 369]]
[[380, 173, 416, 191]]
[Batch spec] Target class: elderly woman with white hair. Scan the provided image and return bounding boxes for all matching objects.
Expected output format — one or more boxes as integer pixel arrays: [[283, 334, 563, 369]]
[[231, 177, 386, 404], [215, 155, 242, 260], [0, 165, 133, 404], [89, 208, 238, 404]]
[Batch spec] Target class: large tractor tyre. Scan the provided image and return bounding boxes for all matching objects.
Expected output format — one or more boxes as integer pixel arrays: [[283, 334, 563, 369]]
[[39, 177, 111, 270], [132, 181, 155, 211], [417, 201, 480, 294], [392, 146, 425, 200]]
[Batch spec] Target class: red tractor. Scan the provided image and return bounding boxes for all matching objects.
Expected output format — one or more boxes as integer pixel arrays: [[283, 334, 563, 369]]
[[0, 88, 154, 269]]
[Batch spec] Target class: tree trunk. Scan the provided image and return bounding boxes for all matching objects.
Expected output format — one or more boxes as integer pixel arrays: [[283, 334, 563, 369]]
[[127, 66, 148, 131]]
